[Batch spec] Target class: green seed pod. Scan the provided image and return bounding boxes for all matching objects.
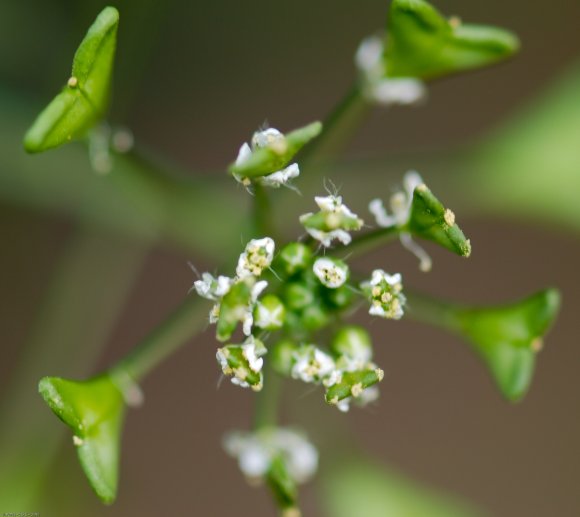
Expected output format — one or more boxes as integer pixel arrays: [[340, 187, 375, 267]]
[[325, 368, 384, 406]]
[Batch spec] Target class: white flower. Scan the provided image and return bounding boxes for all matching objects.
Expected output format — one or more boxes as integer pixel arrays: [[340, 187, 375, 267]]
[[234, 127, 300, 189], [193, 273, 234, 301], [236, 237, 275, 279], [216, 336, 266, 391], [369, 170, 424, 228], [300, 194, 363, 248], [313, 257, 349, 289], [291, 345, 337, 384], [242, 337, 264, 373], [241, 280, 269, 336], [224, 428, 318, 483], [258, 162, 300, 188], [362, 269, 406, 320], [355, 35, 427, 106], [369, 171, 433, 272], [305, 228, 353, 247]]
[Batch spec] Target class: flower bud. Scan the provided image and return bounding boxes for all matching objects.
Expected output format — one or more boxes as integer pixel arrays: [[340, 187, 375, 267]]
[[277, 242, 313, 276], [271, 339, 300, 376], [331, 326, 373, 369], [254, 294, 286, 330]]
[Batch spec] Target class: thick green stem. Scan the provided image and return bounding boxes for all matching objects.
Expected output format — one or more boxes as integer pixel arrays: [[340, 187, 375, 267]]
[[112, 295, 206, 382]]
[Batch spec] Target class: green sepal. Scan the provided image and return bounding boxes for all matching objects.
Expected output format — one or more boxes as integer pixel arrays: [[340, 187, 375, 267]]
[[253, 294, 286, 330], [407, 184, 471, 257], [325, 368, 384, 405], [216, 281, 252, 342], [24, 7, 119, 153], [229, 121, 322, 179], [38, 373, 126, 504], [267, 455, 298, 511], [385, 0, 519, 80], [456, 289, 561, 401]]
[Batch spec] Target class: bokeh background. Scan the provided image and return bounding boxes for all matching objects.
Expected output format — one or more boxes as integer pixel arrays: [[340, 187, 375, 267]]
[[1, 0, 580, 515]]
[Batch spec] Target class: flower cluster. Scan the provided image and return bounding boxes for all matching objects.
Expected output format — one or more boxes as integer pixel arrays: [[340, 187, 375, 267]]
[[224, 427, 318, 484], [193, 237, 276, 390], [271, 326, 384, 412]]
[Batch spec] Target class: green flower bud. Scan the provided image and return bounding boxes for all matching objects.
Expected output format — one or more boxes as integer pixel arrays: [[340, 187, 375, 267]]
[[301, 304, 331, 332], [331, 326, 373, 366], [283, 282, 316, 311], [271, 339, 300, 376], [277, 242, 313, 276], [254, 294, 286, 330], [324, 284, 354, 309]]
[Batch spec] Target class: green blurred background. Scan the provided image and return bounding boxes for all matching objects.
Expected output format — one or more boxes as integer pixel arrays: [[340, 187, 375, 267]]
[[1, 0, 579, 515]]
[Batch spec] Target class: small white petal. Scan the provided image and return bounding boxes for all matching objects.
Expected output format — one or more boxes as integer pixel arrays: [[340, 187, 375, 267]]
[[372, 78, 426, 106], [235, 142, 252, 166]]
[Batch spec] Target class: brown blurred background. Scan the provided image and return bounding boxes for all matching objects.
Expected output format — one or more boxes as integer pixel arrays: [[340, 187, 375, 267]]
[[1, 0, 580, 515]]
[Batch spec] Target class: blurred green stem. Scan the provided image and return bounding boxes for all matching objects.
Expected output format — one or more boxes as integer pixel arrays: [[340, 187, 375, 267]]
[[299, 84, 370, 167], [253, 183, 273, 237], [341, 225, 400, 259], [253, 362, 282, 430], [405, 291, 462, 332], [111, 295, 206, 383]]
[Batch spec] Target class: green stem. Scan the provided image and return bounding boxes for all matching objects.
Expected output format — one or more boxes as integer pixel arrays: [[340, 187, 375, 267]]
[[253, 183, 273, 237], [405, 290, 463, 333], [340, 225, 400, 260], [299, 83, 370, 167], [112, 294, 206, 382], [253, 362, 282, 430]]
